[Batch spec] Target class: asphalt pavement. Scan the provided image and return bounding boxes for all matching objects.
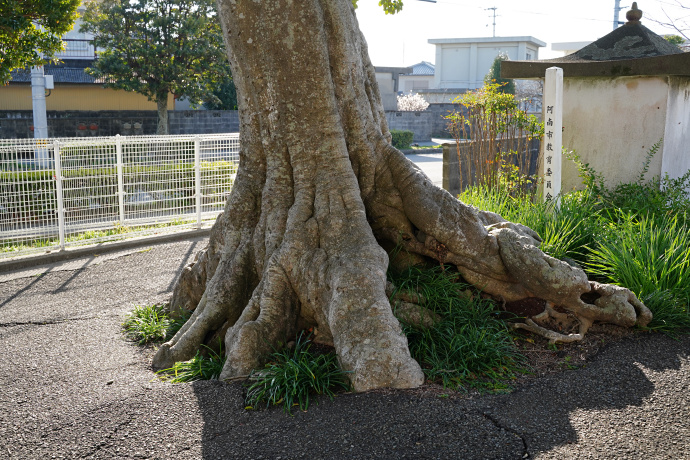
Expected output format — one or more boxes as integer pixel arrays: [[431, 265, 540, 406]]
[[1, 236, 689, 459]]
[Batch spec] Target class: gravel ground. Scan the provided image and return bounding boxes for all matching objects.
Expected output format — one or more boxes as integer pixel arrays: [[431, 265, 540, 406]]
[[1, 237, 689, 459]]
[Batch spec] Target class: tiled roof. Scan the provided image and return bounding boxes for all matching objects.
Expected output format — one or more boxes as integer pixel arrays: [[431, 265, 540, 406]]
[[502, 4, 689, 79], [9, 60, 111, 84], [407, 61, 435, 76]]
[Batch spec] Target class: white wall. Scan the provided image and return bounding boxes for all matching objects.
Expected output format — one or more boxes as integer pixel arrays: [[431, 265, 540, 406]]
[[561, 76, 669, 191], [399, 75, 434, 92], [661, 76, 690, 183], [375, 72, 398, 111]]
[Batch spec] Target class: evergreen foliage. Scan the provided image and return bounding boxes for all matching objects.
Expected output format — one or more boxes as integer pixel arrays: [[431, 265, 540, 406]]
[[484, 53, 515, 95], [81, 0, 229, 133], [0, 0, 80, 84]]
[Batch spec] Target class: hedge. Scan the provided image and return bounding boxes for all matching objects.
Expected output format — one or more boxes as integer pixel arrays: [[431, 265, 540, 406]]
[[390, 129, 414, 150]]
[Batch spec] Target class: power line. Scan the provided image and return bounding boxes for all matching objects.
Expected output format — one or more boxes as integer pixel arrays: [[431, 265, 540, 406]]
[[486, 6, 498, 37]]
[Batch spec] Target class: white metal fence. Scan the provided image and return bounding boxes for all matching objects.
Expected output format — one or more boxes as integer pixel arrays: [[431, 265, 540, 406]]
[[0, 134, 239, 259]]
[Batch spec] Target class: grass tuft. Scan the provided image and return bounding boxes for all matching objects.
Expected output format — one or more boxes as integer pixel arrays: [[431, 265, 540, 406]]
[[122, 304, 190, 345], [244, 332, 351, 414], [122, 304, 171, 345], [587, 211, 690, 332], [156, 342, 226, 383], [390, 265, 527, 391]]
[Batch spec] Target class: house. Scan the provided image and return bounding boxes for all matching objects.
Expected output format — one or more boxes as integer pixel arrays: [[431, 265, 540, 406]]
[[1, 56, 174, 112], [399, 61, 435, 93]]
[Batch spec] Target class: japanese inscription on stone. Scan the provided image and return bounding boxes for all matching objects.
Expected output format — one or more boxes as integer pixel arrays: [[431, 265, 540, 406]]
[[542, 67, 563, 206]]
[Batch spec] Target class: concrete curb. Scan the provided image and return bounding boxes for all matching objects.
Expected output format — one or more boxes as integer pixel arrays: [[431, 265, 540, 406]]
[[0, 228, 211, 274], [401, 148, 443, 155]]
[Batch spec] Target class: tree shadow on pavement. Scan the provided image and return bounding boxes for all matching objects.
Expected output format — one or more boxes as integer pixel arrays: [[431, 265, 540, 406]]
[[191, 333, 690, 459], [466, 333, 690, 457]]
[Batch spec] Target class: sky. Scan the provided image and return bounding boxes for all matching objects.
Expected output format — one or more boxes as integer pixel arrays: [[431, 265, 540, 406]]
[[355, 0, 689, 66]]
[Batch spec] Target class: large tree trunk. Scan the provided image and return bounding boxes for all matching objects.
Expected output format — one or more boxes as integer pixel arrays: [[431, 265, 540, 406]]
[[153, 0, 651, 392]]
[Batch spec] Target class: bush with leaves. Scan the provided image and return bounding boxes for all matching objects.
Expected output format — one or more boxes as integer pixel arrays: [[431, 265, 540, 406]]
[[445, 83, 543, 195], [390, 129, 414, 150], [122, 304, 189, 345]]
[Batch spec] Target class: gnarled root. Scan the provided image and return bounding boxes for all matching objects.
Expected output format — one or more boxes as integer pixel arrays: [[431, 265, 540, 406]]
[[493, 226, 652, 343]]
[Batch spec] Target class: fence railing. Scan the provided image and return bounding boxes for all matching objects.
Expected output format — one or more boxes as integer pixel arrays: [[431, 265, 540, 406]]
[[0, 133, 239, 259], [55, 39, 97, 59]]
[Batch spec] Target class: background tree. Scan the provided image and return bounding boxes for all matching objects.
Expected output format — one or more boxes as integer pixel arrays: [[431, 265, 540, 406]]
[[663, 34, 685, 46], [647, 1, 689, 47], [0, 0, 80, 84], [485, 53, 515, 94], [81, 0, 228, 134], [203, 62, 237, 110], [153, 0, 651, 392], [663, 34, 686, 49]]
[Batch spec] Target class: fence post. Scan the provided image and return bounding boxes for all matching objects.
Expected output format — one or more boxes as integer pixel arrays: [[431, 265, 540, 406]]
[[442, 143, 460, 197], [53, 141, 66, 251], [115, 134, 125, 224], [194, 135, 201, 229]]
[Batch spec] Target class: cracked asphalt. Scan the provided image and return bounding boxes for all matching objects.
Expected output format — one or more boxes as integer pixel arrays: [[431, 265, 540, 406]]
[[1, 237, 689, 459]]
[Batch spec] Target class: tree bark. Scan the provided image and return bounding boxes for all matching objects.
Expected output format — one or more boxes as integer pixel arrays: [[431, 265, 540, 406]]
[[156, 94, 169, 135], [153, 0, 651, 392]]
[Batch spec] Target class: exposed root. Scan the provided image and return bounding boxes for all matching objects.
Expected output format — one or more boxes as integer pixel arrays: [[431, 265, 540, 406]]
[[393, 301, 441, 329], [513, 319, 584, 344]]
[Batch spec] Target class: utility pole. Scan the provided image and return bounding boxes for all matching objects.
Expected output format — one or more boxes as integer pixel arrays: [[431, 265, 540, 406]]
[[487, 7, 497, 37], [31, 65, 48, 139], [613, 0, 626, 30]]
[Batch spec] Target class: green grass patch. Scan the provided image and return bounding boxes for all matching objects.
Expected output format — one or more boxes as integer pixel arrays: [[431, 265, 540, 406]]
[[586, 212, 690, 332], [1, 218, 196, 254], [122, 304, 172, 345], [389, 265, 527, 391], [156, 342, 226, 383], [122, 303, 190, 345], [244, 332, 351, 414]]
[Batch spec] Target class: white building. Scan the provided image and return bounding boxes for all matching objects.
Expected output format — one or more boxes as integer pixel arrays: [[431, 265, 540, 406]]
[[428, 36, 545, 93]]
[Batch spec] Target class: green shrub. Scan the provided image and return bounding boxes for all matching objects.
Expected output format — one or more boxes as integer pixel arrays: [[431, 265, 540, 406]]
[[390, 129, 414, 150], [587, 211, 690, 332], [445, 83, 543, 195], [122, 303, 192, 345], [244, 332, 351, 414], [566, 141, 690, 225]]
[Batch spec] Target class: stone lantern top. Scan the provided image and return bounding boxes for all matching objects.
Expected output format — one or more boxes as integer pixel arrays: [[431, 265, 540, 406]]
[[626, 2, 643, 24]]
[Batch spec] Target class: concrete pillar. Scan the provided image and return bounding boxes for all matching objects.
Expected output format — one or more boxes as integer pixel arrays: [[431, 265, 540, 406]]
[[31, 66, 48, 138]]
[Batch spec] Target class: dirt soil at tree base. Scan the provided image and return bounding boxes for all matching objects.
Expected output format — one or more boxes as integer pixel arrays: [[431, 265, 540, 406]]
[[1, 237, 688, 459]]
